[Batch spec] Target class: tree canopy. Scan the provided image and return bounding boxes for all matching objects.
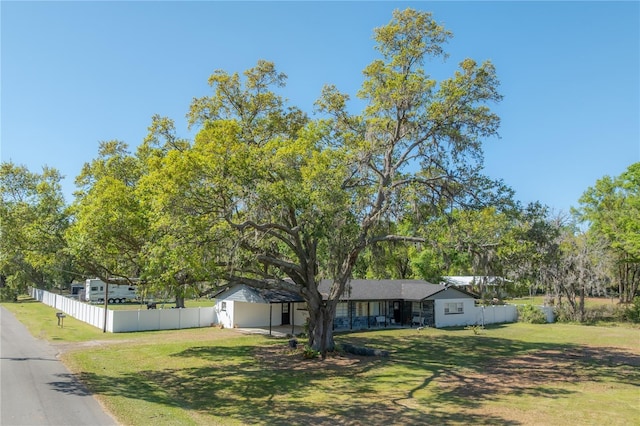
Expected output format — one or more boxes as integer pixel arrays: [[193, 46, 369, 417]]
[[576, 162, 640, 302], [0, 162, 70, 298], [150, 8, 510, 353]]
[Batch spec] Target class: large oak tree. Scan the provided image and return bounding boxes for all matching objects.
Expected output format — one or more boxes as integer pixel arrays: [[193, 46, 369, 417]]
[[174, 9, 507, 354]]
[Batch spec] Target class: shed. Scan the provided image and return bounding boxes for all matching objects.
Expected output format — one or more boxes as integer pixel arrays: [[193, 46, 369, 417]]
[[213, 284, 308, 333]]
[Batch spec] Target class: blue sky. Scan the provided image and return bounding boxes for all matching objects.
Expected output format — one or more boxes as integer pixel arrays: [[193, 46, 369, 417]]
[[2, 1, 638, 215]]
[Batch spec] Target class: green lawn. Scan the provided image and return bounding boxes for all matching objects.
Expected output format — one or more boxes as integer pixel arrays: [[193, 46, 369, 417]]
[[3, 298, 639, 425], [507, 295, 620, 307]]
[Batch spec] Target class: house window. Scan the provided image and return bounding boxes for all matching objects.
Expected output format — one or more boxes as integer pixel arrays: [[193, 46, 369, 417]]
[[444, 302, 464, 315], [335, 302, 348, 317], [356, 302, 367, 317], [221, 301, 227, 311]]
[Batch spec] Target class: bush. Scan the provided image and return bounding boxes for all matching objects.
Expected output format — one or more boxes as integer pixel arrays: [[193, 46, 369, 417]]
[[517, 304, 547, 324], [554, 302, 627, 324], [0, 287, 19, 302], [582, 304, 618, 323], [620, 297, 640, 323], [301, 345, 320, 359]]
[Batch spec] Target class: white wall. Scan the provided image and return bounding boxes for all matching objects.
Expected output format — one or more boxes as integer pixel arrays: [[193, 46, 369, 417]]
[[215, 300, 309, 329], [432, 299, 521, 328], [215, 299, 234, 329], [434, 298, 477, 327], [292, 303, 309, 327], [473, 305, 518, 326], [237, 301, 272, 327], [31, 288, 217, 333]]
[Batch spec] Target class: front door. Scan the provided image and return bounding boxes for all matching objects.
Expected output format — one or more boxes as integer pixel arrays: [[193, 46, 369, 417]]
[[281, 303, 291, 325], [393, 301, 402, 324]]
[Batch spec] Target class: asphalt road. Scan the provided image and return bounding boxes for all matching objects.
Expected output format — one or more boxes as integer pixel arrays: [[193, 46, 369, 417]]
[[0, 306, 117, 425]]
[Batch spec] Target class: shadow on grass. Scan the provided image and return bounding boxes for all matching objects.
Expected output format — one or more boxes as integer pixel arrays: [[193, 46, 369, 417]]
[[341, 331, 640, 411], [65, 332, 639, 425]]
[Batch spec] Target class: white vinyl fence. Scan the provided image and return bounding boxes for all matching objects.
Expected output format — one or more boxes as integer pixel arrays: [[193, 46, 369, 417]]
[[30, 288, 218, 333], [472, 304, 555, 325], [472, 305, 518, 326], [469, 304, 554, 326]]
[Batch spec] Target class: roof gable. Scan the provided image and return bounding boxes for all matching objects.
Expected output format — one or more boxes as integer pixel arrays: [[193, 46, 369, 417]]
[[214, 284, 304, 304]]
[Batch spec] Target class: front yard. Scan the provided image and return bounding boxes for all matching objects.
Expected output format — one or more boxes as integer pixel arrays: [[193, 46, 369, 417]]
[[3, 299, 639, 425]]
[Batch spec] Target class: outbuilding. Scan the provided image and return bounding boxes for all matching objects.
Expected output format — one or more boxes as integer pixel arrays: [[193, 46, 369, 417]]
[[213, 284, 308, 333]]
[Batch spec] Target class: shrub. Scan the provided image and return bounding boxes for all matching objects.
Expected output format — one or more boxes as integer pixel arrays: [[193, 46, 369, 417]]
[[582, 304, 618, 324], [517, 304, 547, 324], [465, 325, 484, 335], [620, 297, 640, 323], [301, 345, 320, 359], [0, 287, 18, 302]]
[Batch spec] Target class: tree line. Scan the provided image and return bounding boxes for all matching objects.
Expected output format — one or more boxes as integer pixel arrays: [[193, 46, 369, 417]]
[[1, 9, 638, 353]]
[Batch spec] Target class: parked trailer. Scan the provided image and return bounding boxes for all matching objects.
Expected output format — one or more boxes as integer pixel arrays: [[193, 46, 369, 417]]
[[84, 278, 139, 304]]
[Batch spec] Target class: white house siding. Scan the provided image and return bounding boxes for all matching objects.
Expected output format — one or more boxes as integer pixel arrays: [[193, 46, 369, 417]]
[[215, 300, 268, 328], [215, 299, 235, 329], [215, 299, 309, 329], [235, 301, 272, 327], [292, 304, 309, 327], [433, 298, 477, 328]]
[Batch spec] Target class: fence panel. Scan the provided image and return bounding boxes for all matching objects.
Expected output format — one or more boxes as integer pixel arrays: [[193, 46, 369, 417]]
[[158, 308, 181, 330], [473, 305, 518, 326]]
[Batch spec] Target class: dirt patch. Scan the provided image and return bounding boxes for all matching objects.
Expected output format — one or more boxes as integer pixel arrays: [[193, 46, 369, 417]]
[[52, 339, 134, 356]]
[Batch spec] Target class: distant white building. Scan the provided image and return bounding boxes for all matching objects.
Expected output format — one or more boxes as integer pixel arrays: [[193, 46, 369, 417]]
[[442, 276, 506, 287]]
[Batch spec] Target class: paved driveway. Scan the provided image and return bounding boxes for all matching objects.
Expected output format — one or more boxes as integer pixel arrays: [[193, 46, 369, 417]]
[[0, 306, 117, 425]]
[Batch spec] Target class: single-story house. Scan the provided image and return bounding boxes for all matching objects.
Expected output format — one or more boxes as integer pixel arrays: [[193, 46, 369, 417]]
[[318, 279, 478, 329], [215, 279, 480, 331]]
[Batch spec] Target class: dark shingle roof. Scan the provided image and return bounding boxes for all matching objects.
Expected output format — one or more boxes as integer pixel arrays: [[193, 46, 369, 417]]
[[318, 279, 456, 301], [257, 288, 305, 303], [213, 284, 304, 304]]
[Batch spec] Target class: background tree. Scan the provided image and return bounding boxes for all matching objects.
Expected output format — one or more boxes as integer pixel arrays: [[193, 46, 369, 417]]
[[0, 162, 71, 299], [576, 162, 640, 302], [411, 206, 523, 297], [498, 202, 562, 297], [66, 141, 146, 287], [178, 8, 509, 355], [136, 115, 221, 307], [552, 229, 612, 321], [353, 220, 418, 279]]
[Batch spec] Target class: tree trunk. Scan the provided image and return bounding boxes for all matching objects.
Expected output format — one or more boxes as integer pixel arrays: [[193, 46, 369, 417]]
[[578, 283, 585, 323], [175, 294, 185, 308], [619, 262, 626, 303], [307, 303, 336, 357]]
